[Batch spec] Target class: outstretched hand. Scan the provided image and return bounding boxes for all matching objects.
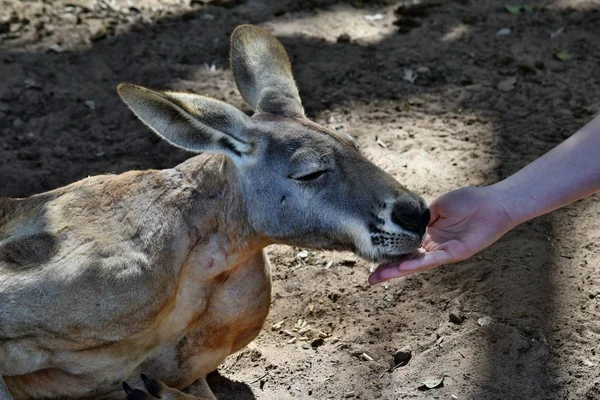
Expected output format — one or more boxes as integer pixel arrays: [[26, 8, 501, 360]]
[[369, 186, 517, 284]]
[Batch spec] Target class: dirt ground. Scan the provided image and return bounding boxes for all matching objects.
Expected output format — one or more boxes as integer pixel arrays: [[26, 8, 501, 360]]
[[1, 0, 600, 399]]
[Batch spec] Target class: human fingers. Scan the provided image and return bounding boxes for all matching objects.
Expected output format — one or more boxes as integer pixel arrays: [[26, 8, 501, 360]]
[[368, 249, 454, 284]]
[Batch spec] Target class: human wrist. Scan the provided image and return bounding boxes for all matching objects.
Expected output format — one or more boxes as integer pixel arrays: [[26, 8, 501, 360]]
[[485, 179, 533, 229]]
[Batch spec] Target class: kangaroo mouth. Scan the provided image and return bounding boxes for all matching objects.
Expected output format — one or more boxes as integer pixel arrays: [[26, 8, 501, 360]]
[[376, 254, 411, 268], [340, 218, 424, 265], [366, 232, 423, 264], [372, 252, 413, 265], [357, 247, 417, 265]]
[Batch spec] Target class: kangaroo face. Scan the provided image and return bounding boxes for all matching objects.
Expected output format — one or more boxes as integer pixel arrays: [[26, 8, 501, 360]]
[[238, 116, 428, 262], [118, 25, 429, 263]]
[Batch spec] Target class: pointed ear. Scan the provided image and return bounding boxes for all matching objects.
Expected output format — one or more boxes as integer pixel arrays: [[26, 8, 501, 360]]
[[117, 84, 253, 158], [230, 25, 304, 118]]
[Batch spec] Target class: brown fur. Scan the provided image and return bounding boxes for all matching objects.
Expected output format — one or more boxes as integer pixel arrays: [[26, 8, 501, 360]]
[[1, 155, 271, 399]]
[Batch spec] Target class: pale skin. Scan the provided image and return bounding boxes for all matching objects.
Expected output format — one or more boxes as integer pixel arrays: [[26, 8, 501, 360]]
[[370, 114, 600, 284]]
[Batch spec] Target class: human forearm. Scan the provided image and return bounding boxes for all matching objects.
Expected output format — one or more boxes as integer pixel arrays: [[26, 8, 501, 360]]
[[493, 114, 600, 226], [369, 115, 600, 285]]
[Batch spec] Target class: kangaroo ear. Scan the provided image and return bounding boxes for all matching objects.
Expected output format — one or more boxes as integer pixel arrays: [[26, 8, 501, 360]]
[[117, 84, 253, 158], [230, 25, 304, 118]]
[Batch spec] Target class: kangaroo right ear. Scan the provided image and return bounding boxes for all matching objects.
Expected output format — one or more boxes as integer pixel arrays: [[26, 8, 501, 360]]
[[117, 84, 253, 159], [230, 25, 304, 118]]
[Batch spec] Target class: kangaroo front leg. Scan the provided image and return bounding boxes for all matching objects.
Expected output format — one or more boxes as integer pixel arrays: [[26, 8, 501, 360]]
[[0, 377, 13, 400], [123, 375, 216, 400]]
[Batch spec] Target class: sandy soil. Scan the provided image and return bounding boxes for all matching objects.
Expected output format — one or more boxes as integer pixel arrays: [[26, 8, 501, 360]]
[[1, 0, 600, 399]]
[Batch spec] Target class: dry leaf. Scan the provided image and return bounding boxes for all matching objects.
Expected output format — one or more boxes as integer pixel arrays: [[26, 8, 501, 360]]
[[496, 28, 511, 36], [418, 375, 444, 390], [506, 5, 534, 14], [554, 52, 572, 61], [403, 68, 417, 83], [364, 13, 384, 21], [375, 137, 388, 148]]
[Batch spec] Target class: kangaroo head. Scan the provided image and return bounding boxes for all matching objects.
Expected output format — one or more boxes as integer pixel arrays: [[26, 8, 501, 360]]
[[117, 25, 429, 263]]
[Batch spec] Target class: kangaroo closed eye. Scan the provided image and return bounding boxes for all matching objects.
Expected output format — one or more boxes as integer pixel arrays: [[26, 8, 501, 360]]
[[290, 170, 328, 181]]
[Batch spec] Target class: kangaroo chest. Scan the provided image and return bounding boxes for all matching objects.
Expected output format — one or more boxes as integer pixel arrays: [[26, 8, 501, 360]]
[[125, 249, 273, 392]]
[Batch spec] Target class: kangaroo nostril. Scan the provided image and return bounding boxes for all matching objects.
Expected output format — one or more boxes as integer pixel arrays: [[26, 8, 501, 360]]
[[391, 197, 429, 236]]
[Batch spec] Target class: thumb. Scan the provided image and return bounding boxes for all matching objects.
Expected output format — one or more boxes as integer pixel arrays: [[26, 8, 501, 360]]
[[426, 196, 442, 227]]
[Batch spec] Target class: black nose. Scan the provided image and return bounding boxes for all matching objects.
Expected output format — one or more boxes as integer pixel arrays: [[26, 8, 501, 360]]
[[391, 195, 430, 236]]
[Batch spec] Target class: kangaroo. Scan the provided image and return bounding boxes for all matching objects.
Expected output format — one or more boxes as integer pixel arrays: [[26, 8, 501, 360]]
[[0, 25, 430, 400]]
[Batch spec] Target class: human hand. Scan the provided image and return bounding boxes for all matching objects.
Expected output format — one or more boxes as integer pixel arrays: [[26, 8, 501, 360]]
[[369, 185, 517, 284]]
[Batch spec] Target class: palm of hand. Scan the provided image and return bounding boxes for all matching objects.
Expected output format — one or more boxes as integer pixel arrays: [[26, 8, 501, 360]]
[[369, 186, 515, 284]]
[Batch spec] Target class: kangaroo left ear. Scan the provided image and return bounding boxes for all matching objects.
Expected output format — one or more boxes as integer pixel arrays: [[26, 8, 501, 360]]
[[117, 84, 253, 159], [230, 25, 304, 118]]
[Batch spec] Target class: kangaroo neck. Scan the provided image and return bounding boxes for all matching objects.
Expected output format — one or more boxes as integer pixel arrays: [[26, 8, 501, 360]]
[[173, 154, 266, 273]]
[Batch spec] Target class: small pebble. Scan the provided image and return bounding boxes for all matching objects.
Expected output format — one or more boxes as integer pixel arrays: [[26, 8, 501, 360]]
[[296, 250, 309, 259], [87, 19, 107, 41], [449, 310, 465, 324]]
